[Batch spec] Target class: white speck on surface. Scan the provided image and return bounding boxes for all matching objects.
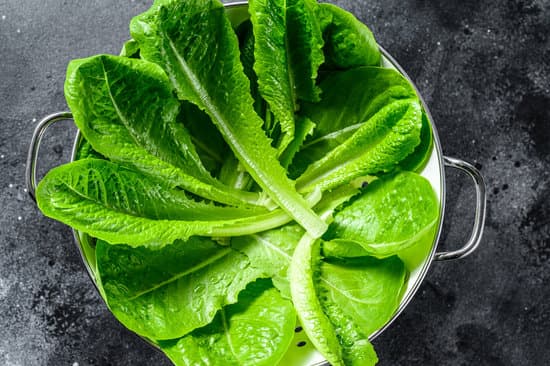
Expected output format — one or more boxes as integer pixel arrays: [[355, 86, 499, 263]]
[[9, 183, 13, 188], [0, 154, 4, 158], [437, 41, 441, 46], [1, 15, 5, 20], [16, 28, 20, 33], [487, 28, 491, 33], [72, 362, 79, 366], [0, 277, 9, 300], [23, 188, 28, 193], [17, 216, 22, 221], [32, 118, 36, 122]]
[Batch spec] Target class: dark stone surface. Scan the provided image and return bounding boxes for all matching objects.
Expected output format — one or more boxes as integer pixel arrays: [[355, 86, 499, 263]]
[[1, 0, 548, 365]]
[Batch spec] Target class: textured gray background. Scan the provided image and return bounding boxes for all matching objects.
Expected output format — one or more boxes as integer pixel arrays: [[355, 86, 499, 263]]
[[1, 0, 549, 365]]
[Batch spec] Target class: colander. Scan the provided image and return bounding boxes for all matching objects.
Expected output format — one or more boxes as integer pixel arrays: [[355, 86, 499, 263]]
[[26, 2, 487, 364]]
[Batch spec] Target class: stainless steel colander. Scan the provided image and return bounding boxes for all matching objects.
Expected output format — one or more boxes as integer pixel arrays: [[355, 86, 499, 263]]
[[26, 2, 486, 364]]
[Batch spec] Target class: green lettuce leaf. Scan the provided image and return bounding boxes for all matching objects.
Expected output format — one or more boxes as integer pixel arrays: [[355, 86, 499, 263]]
[[215, 20, 258, 191], [160, 279, 295, 366], [323, 172, 439, 259], [119, 38, 140, 58], [96, 238, 266, 340], [301, 67, 417, 145], [289, 234, 344, 366], [293, 67, 422, 192], [131, 0, 327, 238], [65, 54, 263, 207], [319, 3, 380, 69], [397, 224, 438, 271], [236, 20, 279, 161], [290, 236, 400, 366], [96, 236, 224, 300], [399, 110, 434, 172], [290, 66, 419, 179], [297, 99, 422, 193], [316, 256, 405, 364], [249, 0, 324, 152], [290, 67, 422, 177], [36, 159, 312, 247]]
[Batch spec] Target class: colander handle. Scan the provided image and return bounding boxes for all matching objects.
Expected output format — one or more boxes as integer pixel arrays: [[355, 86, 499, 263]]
[[434, 156, 487, 261], [25, 111, 73, 202]]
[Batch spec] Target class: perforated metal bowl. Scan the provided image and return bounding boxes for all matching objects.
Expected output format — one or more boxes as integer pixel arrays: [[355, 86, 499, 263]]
[[26, 2, 486, 364]]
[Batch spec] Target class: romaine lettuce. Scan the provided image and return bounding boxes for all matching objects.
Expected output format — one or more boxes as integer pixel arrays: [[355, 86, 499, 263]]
[[34, 1, 442, 365]]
